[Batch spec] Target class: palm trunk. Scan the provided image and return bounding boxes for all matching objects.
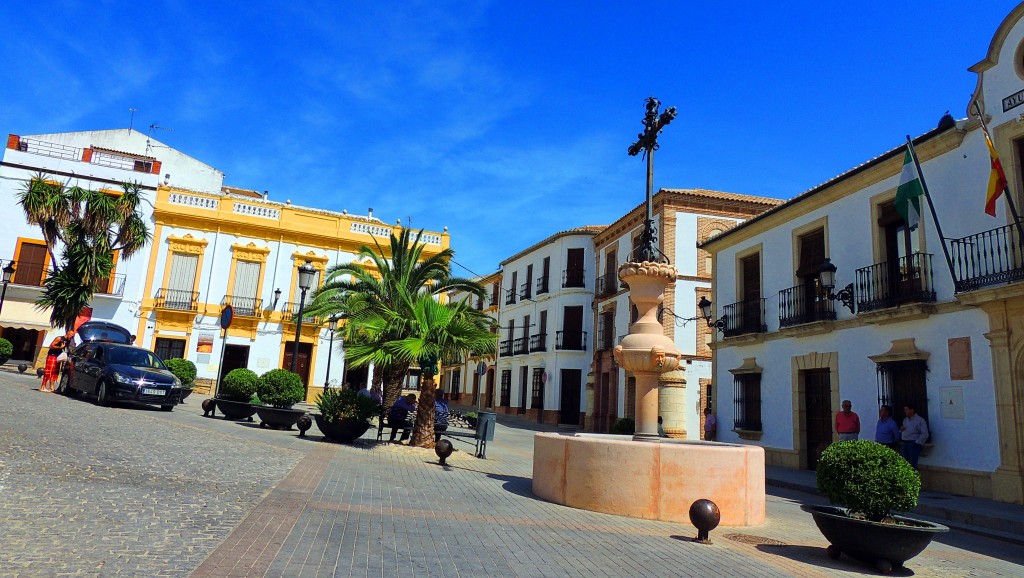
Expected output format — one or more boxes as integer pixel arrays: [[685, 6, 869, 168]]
[[381, 364, 408, 410], [410, 375, 437, 448]]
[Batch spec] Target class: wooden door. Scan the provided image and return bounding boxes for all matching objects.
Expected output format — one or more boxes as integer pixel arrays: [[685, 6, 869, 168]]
[[803, 369, 832, 469], [282, 343, 312, 385], [740, 254, 761, 330], [562, 305, 583, 349], [565, 248, 585, 287], [14, 242, 48, 286], [220, 345, 251, 383], [559, 369, 581, 425], [518, 366, 528, 414]]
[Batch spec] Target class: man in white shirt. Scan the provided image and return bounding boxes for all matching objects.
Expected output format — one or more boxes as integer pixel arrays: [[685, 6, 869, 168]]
[[899, 403, 929, 469]]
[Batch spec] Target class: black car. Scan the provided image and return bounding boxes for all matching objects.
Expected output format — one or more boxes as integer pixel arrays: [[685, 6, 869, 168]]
[[75, 320, 134, 345], [58, 342, 182, 410]]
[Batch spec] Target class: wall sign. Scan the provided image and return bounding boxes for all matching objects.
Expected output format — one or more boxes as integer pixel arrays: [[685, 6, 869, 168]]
[[1003, 88, 1024, 112]]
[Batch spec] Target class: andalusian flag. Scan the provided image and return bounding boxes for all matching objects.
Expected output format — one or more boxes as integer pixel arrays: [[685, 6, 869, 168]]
[[984, 130, 1008, 217], [895, 145, 924, 230]]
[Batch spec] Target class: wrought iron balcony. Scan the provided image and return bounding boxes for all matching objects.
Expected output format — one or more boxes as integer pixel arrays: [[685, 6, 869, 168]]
[[855, 252, 936, 312], [536, 275, 549, 295], [555, 330, 587, 351], [222, 295, 263, 317], [7, 258, 47, 287], [499, 339, 513, 357], [519, 281, 532, 300], [720, 298, 767, 337], [529, 333, 547, 352], [596, 324, 616, 350], [562, 269, 586, 289], [949, 223, 1024, 292], [95, 273, 126, 297], [283, 301, 320, 325], [155, 288, 199, 312], [504, 289, 517, 305], [513, 337, 529, 355], [778, 283, 836, 328], [595, 274, 617, 298]]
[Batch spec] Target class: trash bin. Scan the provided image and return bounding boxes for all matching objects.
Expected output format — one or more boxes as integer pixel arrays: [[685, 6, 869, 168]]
[[476, 411, 496, 441]]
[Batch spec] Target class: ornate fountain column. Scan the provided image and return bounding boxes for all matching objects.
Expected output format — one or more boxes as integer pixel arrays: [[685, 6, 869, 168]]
[[613, 261, 682, 439]]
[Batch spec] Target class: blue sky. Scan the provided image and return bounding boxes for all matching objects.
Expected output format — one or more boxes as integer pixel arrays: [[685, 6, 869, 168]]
[[1, 1, 1019, 277]]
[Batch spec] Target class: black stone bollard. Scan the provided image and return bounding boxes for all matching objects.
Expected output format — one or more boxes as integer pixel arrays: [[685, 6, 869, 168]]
[[689, 499, 721, 544], [296, 414, 312, 437], [202, 398, 215, 417], [19, 364, 28, 374], [435, 439, 454, 466]]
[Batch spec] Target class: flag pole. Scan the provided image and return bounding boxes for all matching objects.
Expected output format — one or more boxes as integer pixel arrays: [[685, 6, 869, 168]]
[[971, 101, 1024, 233], [906, 135, 958, 286]]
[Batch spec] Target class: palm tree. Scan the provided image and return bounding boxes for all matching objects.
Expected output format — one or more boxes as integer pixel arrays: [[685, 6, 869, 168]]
[[18, 174, 151, 329], [342, 293, 497, 447], [306, 228, 484, 409]]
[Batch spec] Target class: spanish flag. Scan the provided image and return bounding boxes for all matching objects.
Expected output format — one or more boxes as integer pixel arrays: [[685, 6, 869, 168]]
[[984, 130, 1008, 217]]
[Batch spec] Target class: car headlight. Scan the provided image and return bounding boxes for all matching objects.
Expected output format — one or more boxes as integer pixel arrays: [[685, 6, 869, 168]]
[[172, 377, 182, 387], [113, 373, 134, 385]]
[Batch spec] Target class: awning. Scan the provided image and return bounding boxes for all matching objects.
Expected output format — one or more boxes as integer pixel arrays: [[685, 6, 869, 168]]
[[0, 299, 54, 332]]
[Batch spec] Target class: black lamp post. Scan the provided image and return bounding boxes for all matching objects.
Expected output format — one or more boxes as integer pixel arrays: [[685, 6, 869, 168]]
[[0, 261, 15, 316], [324, 312, 347, 388], [291, 261, 317, 395], [698, 296, 726, 331], [817, 258, 855, 313]]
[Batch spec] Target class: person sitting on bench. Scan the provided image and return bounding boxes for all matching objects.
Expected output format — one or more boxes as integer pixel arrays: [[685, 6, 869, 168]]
[[388, 393, 417, 443], [434, 391, 450, 443]]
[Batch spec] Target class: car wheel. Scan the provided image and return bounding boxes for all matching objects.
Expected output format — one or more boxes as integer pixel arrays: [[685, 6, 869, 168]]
[[56, 373, 69, 395], [96, 381, 109, 407], [160, 405, 174, 412]]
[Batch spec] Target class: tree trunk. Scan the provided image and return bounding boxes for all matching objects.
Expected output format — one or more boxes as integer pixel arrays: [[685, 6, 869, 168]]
[[410, 375, 437, 448], [381, 364, 408, 411]]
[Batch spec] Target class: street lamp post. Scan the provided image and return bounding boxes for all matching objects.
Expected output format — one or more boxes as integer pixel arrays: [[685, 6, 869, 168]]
[[291, 260, 317, 396], [324, 312, 348, 388], [0, 261, 16, 317]]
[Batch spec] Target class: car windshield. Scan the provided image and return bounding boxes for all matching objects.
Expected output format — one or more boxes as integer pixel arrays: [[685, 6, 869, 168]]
[[107, 348, 165, 369]]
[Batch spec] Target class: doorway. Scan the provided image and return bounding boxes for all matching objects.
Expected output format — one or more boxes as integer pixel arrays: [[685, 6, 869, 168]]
[[282, 343, 313, 386], [803, 369, 833, 469], [559, 368, 582, 425], [1, 327, 41, 362], [485, 368, 495, 408], [518, 366, 528, 414], [219, 345, 250, 383], [346, 366, 369, 390]]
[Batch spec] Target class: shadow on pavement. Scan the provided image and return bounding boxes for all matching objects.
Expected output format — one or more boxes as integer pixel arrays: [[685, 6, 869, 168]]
[[754, 544, 916, 576]]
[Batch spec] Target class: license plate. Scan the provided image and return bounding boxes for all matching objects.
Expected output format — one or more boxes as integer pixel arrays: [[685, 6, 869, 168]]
[[142, 388, 166, 396]]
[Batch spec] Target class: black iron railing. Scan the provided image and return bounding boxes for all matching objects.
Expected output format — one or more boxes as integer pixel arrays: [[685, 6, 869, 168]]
[[949, 223, 1024, 292], [596, 323, 616, 350], [504, 288, 517, 305], [855, 252, 936, 312], [536, 275, 549, 295], [556, 330, 587, 351], [529, 333, 546, 352], [283, 301, 320, 325], [562, 269, 585, 289], [499, 339, 513, 357], [721, 298, 767, 337], [9, 259, 47, 287], [595, 274, 617, 298], [778, 283, 836, 327], [155, 288, 199, 311], [95, 273, 126, 297], [222, 295, 263, 317], [513, 337, 529, 355], [519, 281, 532, 300]]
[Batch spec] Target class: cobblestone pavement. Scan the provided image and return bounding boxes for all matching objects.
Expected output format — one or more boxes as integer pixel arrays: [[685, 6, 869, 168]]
[[3, 370, 1024, 577]]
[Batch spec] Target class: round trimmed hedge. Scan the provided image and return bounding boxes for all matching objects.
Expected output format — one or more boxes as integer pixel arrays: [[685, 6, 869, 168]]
[[257, 369, 305, 408], [221, 368, 259, 401], [816, 439, 921, 521], [164, 358, 197, 387], [0, 337, 12, 361]]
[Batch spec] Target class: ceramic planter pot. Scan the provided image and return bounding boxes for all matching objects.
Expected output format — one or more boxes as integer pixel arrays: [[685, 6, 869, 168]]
[[256, 406, 306, 430], [314, 414, 371, 443], [215, 398, 257, 421]]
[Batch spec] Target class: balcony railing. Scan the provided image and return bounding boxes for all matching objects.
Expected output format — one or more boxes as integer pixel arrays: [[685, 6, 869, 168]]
[[778, 283, 836, 327], [94, 273, 126, 297], [949, 223, 1024, 292], [855, 252, 936, 312], [513, 337, 529, 355], [536, 275, 549, 295], [504, 289, 517, 305], [499, 339, 514, 357], [15, 137, 82, 161], [556, 330, 587, 351], [155, 288, 199, 312], [222, 295, 263, 317], [519, 281, 532, 300], [283, 301, 320, 325], [7, 259, 47, 287], [529, 333, 547, 352], [721, 298, 767, 337], [596, 324, 616, 350], [562, 269, 586, 289], [595, 274, 617, 298]]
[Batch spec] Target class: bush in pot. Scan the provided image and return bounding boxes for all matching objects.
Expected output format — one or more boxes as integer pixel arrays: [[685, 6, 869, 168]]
[[257, 369, 305, 408], [164, 358, 197, 388], [220, 368, 259, 402], [611, 418, 635, 435], [0, 337, 13, 365], [315, 387, 379, 424], [816, 439, 920, 522]]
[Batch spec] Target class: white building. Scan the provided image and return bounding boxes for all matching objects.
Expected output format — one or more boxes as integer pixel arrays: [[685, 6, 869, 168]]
[[440, 270, 501, 408], [701, 5, 1024, 504]]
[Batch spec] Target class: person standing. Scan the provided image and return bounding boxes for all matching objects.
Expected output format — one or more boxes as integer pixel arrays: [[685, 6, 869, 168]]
[[874, 405, 901, 450], [703, 407, 717, 441], [41, 330, 75, 392], [900, 404, 929, 469], [835, 400, 861, 441]]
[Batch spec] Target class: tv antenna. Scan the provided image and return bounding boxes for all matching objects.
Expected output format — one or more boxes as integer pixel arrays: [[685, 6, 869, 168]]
[[128, 108, 138, 134], [146, 123, 173, 156]]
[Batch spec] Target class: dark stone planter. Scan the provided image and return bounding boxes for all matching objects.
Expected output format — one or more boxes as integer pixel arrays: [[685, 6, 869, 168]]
[[178, 389, 194, 403], [215, 398, 258, 421], [256, 406, 306, 430], [0, 356, 9, 366], [801, 504, 948, 572], [314, 414, 371, 443], [465, 416, 478, 429]]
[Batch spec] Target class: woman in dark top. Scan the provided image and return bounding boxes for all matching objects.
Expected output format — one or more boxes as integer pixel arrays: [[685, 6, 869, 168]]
[[41, 330, 75, 392]]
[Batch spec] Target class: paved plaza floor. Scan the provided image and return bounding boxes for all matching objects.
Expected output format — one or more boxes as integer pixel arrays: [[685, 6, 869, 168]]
[[1, 370, 1023, 577]]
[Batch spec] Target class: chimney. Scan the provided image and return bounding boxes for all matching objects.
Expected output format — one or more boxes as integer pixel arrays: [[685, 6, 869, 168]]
[[263, 190, 269, 200], [368, 207, 374, 219]]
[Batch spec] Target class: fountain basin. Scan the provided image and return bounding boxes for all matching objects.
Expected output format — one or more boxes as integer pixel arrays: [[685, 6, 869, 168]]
[[532, 433, 765, 526]]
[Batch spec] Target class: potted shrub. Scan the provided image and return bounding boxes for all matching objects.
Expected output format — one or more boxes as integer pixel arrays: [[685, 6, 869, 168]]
[[216, 368, 260, 421], [611, 418, 635, 435], [255, 369, 307, 430], [801, 440, 948, 573], [464, 411, 478, 429], [0, 337, 12, 365], [164, 358, 197, 403], [313, 387, 379, 443]]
